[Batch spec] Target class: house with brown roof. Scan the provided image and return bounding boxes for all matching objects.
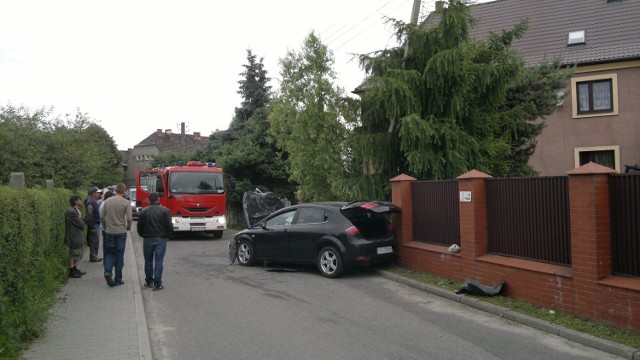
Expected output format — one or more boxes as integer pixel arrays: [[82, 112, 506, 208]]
[[466, 0, 640, 175], [122, 122, 209, 187]]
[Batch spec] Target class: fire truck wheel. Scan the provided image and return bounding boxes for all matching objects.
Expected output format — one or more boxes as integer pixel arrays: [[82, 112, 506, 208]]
[[212, 230, 223, 239]]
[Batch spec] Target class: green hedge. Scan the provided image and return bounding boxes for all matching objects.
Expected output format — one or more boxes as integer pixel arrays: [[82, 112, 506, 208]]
[[0, 186, 72, 359]]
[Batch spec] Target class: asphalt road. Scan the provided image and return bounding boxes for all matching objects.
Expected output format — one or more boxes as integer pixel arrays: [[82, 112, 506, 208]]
[[131, 229, 623, 360]]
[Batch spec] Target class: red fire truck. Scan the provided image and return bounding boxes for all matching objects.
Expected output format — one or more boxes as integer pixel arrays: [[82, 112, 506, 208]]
[[136, 161, 227, 239]]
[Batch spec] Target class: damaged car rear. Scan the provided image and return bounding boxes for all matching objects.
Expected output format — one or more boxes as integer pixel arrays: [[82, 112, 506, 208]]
[[233, 195, 400, 278]]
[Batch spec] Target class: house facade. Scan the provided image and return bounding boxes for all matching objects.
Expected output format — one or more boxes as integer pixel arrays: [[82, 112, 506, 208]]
[[466, 0, 640, 175], [122, 124, 209, 187]]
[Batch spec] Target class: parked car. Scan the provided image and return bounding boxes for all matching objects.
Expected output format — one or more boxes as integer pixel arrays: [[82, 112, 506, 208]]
[[233, 200, 400, 278], [128, 187, 140, 220]]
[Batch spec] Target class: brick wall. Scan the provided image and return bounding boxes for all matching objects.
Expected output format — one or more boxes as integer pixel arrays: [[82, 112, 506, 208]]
[[391, 163, 640, 332]]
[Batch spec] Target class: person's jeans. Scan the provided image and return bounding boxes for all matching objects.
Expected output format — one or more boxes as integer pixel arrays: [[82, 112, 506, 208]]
[[143, 237, 167, 286], [88, 224, 100, 261], [103, 233, 127, 283]]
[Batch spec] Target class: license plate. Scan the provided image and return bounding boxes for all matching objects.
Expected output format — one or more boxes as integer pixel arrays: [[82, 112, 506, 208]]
[[191, 226, 205, 231], [376, 246, 393, 255]]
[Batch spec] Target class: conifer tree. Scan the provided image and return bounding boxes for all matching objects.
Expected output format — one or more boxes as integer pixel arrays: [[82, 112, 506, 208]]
[[205, 50, 294, 208], [345, 0, 572, 199]]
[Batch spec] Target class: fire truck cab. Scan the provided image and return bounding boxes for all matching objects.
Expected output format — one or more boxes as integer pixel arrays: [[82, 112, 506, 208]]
[[136, 161, 227, 239]]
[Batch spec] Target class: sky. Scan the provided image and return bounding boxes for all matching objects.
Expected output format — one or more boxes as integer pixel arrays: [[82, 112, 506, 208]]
[[0, 0, 446, 150]]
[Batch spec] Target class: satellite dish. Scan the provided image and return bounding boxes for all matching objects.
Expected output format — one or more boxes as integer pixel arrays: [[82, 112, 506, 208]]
[[555, 91, 565, 107]]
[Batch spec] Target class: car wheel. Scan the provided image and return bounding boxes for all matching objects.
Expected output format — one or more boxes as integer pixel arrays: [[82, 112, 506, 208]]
[[317, 246, 344, 278], [212, 230, 223, 239], [237, 239, 255, 266]]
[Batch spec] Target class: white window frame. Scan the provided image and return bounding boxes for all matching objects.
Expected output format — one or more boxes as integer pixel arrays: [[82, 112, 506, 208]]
[[574, 145, 620, 172], [571, 73, 618, 118]]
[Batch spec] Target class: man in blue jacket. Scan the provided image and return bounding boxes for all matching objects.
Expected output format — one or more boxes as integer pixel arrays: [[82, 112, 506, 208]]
[[137, 192, 173, 291]]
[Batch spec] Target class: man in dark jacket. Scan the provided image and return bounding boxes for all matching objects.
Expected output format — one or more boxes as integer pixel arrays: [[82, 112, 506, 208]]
[[65, 195, 87, 278], [137, 192, 172, 291]]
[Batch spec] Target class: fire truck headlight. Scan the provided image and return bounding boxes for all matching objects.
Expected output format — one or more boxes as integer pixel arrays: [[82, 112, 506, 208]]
[[218, 216, 226, 225]]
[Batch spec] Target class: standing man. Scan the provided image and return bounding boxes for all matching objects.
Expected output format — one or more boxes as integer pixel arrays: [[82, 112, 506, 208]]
[[65, 195, 87, 278], [137, 192, 173, 291], [100, 183, 132, 287], [85, 187, 103, 262]]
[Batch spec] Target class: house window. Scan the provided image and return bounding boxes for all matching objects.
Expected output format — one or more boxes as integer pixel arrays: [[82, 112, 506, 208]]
[[574, 145, 620, 172], [577, 79, 612, 114], [571, 74, 618, 118]]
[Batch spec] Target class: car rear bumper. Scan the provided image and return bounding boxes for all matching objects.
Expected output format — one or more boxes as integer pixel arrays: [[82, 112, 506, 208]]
[[344, 242, 397, 266]]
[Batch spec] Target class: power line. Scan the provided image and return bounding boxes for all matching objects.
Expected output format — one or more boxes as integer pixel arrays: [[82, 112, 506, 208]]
[[325, 0, 413, 52], [320, 0, 391, 40]]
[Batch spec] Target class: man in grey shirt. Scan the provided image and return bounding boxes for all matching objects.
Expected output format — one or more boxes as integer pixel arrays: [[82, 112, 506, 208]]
[[100, 183, 133, 287]]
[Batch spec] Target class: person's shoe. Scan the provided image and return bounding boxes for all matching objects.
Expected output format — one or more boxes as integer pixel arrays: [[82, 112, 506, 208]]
[[74, 267, 86, 275], [114, 281, 125, 286], [69, 269, 82, 278], [144, 281, 154, 289], [90, 258, 102, 262], [153, 285, 164, 291], [104, 273, 115, 287]]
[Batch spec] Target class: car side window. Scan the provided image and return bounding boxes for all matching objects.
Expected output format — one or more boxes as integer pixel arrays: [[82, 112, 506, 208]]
[[265, 210, 296, 227], [295, 207, 326, 225]]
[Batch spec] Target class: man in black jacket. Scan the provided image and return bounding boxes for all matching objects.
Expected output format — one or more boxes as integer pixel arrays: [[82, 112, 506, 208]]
[[137, 192, 173, 291]]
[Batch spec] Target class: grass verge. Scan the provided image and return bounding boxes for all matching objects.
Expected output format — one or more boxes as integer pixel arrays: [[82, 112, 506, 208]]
[[388, 266, 640, 348]]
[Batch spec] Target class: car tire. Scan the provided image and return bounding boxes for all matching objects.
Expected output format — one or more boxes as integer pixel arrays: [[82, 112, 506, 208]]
[[212, 230, 223, 239], [317, 246, 344, 278], [237, 239, 255, 266]]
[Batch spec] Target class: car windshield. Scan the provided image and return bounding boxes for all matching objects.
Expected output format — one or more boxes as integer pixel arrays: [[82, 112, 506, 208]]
[[169, 171, 225, 194]]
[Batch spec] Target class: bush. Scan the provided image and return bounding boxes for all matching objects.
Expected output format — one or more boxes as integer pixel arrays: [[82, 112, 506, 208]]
[[0, 186, 70, 358]]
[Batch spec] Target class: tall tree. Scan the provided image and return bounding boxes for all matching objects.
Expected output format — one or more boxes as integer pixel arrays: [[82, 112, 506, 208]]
[[268, 32, 356, 202], [346, 0, 572, 199], [0, 105, 122, 189], [205, 50, 294, 208]]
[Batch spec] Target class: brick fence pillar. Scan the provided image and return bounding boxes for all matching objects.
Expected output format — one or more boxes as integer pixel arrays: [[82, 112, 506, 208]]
[[390, 174, 416, 245], [567, 162, 615, 280], [457, 170, 492, 259], [567, 162, 615, 317]]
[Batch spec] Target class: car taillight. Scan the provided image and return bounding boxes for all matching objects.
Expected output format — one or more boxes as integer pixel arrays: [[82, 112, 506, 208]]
[[344, 226, 360, 235]]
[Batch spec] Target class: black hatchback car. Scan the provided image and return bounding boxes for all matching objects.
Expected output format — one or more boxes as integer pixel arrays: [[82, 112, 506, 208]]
[[233, 200, 399, 278]]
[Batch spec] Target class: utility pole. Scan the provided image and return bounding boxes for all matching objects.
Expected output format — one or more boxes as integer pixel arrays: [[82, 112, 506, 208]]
[[389, 0, 422, 133], [403, 0, 422, 61]]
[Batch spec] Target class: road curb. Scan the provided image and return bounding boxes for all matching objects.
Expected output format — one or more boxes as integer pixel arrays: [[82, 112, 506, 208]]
[[376, 269, 640, 359], [129, 236, 153, 359]]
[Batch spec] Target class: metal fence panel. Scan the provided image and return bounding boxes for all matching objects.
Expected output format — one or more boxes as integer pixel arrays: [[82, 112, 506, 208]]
[[610, 174, 640, 277], [412, 180, 460, 246], [486, 177, 570, 265]]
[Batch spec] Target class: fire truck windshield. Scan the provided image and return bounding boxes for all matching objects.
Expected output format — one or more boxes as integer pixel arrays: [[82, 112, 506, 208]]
[[169, 171, 224, 194]]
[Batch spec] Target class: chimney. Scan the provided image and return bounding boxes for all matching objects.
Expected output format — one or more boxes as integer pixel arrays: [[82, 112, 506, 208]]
[[181, 122, 186, 146], [435, 1, 444, 11], [165, 129, 172, 134], [156, 129, 162, 136], [193, 132, 200, 139]]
